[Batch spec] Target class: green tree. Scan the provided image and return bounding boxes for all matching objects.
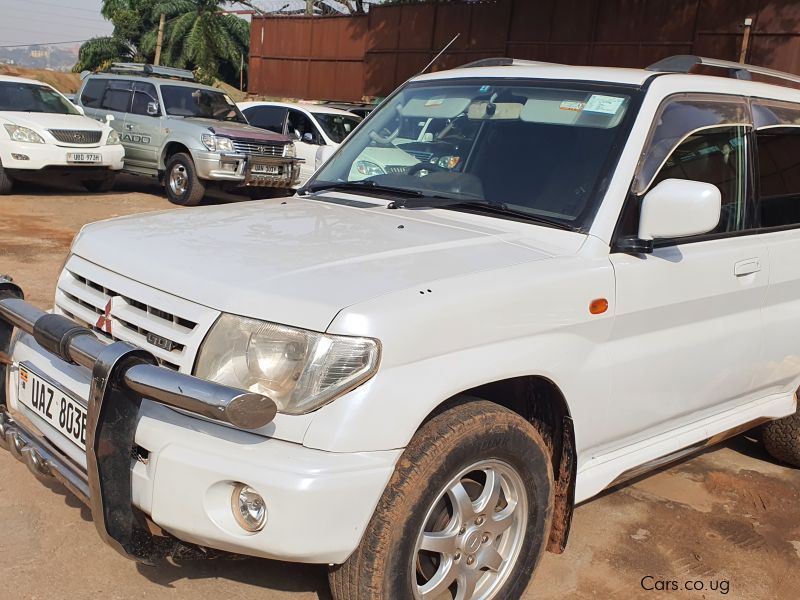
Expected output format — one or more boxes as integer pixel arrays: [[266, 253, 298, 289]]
[[75, 0, 249, 87], [75, 0, 159, 72], [142, 0, 249, 85]]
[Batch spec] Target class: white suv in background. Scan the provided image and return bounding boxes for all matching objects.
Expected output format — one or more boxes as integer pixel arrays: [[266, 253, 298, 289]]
[[239, 101, 361, 185], [0, 75, 124, 194]]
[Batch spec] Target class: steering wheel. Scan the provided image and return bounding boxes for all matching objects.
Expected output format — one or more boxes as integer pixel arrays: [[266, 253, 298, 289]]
[[407, 162, 446, 177]]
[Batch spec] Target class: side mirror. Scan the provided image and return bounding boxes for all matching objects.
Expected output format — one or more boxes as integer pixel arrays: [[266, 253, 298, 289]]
[[292, 129, 301, 140], [105, 114, 115, 124], [638, 179, 721, 242], [302, 132, 314, 144], [146, 102, 160, 116]]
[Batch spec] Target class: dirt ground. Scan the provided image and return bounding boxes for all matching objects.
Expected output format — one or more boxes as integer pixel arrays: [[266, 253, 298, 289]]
[[1, 177, 799, 600]]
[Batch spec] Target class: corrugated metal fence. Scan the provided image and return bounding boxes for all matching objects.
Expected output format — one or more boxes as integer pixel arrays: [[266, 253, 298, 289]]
[[249, 0, 800, 101]]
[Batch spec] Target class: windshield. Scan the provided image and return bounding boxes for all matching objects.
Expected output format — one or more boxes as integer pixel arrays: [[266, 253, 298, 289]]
[[311, 80, 638, 230], [313, 112, 362, 143], [0, 81, 78, 114], [161, 85, 246, 123]]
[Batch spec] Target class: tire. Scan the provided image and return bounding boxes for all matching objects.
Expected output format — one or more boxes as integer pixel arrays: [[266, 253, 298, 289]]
[[164, 153, 205, 206], [329, 400, 554, 600], [82, 175, 116, 193], [0, 164, 13, 195], [763, 409, 800, 467]]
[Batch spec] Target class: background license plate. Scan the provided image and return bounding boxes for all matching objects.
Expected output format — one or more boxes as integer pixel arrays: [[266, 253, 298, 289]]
[[252, 164, 280, 174], [67, 153, 101, 163], [17, 365, 87, 450]]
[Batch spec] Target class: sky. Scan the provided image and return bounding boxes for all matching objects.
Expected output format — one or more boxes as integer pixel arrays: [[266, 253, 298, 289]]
[[0, 0, 364, 48]]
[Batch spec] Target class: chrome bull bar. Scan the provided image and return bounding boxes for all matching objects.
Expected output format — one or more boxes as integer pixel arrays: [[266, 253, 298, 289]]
[[0, 276, 277, 564]]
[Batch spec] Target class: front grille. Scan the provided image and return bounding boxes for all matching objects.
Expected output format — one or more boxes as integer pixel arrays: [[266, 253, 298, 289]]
[[53, 262, 215, 373], [49, 129, 102, 145], [232, 139, 286, 157], [406, 150, 434, 162]]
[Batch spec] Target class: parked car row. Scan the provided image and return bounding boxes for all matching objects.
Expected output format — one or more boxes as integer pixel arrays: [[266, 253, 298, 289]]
[[0, 64, 372, 205]]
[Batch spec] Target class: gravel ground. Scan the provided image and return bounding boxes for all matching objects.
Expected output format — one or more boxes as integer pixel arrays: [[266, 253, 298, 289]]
[[1, 176, 799, 599]]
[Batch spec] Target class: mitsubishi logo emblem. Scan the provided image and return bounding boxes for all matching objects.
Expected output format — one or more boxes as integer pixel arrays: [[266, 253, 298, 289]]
[[96, 298, 113, 334]]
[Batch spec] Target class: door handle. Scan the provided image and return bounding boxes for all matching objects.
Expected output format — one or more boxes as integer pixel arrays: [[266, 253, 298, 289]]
[[125, 123, 134, 130], [734, 258, 761, 277]]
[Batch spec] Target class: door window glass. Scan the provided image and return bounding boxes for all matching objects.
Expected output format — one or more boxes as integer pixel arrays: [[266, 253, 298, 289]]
[[632, 95, 749, 194], [130, 82, 159, 116], [101, 79, 133, 113], [80, 78, 106, 109], [755, 127, 800, 228], [287, 109, 320, 143], [243, 105, 287, 133], [618, 126, 750, 241]]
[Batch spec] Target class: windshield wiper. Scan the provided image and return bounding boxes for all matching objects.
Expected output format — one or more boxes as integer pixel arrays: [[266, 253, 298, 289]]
[[388, 196, 576, 231], [302, 180, 425, 199]]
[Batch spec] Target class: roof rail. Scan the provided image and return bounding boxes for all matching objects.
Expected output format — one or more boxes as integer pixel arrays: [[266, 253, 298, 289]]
[[646, 54, 800, 86], [457, 57, 561, 69], [106, 62, 195, 82]]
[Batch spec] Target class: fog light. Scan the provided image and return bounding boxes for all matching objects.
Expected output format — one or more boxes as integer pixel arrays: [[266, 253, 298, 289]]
[[231, 483, 267, 532], [11, 153, 29, 160], [222, 162, 237, 172]]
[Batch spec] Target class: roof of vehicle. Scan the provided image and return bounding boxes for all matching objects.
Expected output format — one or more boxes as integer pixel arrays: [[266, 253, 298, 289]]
[[84, 71, 221, 92], [238, 100, 359, 117], [0, 73, 55, 87], [412, 57, 800, 102]]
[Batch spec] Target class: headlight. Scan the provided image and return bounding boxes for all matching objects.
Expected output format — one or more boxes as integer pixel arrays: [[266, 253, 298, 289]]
[[106, 129, 121, 145], [355, 160, 385, 176], [4, 125, 44, 144], [195, 314, 380, 415], [283, 143, 296, 158], [201, 134, 234, 153]]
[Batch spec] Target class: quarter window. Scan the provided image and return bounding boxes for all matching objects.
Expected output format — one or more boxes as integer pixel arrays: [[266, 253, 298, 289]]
[[80, 78, 106, 109]]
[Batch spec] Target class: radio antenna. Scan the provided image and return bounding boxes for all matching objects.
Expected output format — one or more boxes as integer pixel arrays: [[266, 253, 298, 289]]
[[419, 33, 460, 75]]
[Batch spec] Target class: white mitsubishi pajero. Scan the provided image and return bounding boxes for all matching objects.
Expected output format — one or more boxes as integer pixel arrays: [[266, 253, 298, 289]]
[[3, 55, 800, 600]]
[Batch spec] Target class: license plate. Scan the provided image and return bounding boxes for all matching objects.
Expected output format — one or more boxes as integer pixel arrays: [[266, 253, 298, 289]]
[[252, 164, 280, 175], [17, 364, 87, 450], [67, 153, 101, 163]]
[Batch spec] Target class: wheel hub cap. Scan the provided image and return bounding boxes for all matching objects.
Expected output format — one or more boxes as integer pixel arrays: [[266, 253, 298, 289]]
[[412, 460, 528, 600]]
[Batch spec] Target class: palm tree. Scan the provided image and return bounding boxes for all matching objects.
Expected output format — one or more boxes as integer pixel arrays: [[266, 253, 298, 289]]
[[140, 0, 249, 85]]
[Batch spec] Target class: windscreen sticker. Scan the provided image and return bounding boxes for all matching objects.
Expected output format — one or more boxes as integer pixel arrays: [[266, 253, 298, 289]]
[[584, 94, 625, 114], [559, 100, 586, 112]]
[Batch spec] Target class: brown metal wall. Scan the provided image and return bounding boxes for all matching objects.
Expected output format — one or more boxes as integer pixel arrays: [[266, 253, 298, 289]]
[[249, 0, 800, 101]]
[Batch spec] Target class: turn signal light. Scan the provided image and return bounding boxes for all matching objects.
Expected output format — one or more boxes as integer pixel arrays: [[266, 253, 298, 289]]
[[589, 298, 609, 315]]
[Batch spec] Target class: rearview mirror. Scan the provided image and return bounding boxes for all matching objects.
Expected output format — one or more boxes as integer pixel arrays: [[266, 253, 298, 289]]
[[638, 179, 721, 241]]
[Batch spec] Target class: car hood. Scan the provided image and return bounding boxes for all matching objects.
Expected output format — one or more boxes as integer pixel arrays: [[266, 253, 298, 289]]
[[72, 196, 584, 331], [0, 111, 105, 133], [185, 118, 289, 142]]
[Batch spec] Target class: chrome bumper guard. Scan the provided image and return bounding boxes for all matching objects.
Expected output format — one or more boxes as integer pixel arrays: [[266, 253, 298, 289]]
[[0, 277, 277, 564]]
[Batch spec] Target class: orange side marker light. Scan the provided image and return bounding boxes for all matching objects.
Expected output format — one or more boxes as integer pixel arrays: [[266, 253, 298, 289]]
[[589, 298, 609, 315]]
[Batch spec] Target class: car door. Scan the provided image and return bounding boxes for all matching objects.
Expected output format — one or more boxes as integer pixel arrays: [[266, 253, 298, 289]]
[[286, 108, 323, 183], [123, 81, 162, 171], [751, 99, 800, 395], [604, 95, 769, 452]]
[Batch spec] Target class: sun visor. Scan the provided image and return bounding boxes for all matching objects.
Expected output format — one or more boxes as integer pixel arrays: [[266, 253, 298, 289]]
[[399, 96, 471, 119]]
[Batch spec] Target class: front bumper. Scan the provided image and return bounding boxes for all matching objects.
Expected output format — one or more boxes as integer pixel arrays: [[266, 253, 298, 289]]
[[0, 140, 124, 172], [0, 280, 398, 564], [193, 150, 301, 188]]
